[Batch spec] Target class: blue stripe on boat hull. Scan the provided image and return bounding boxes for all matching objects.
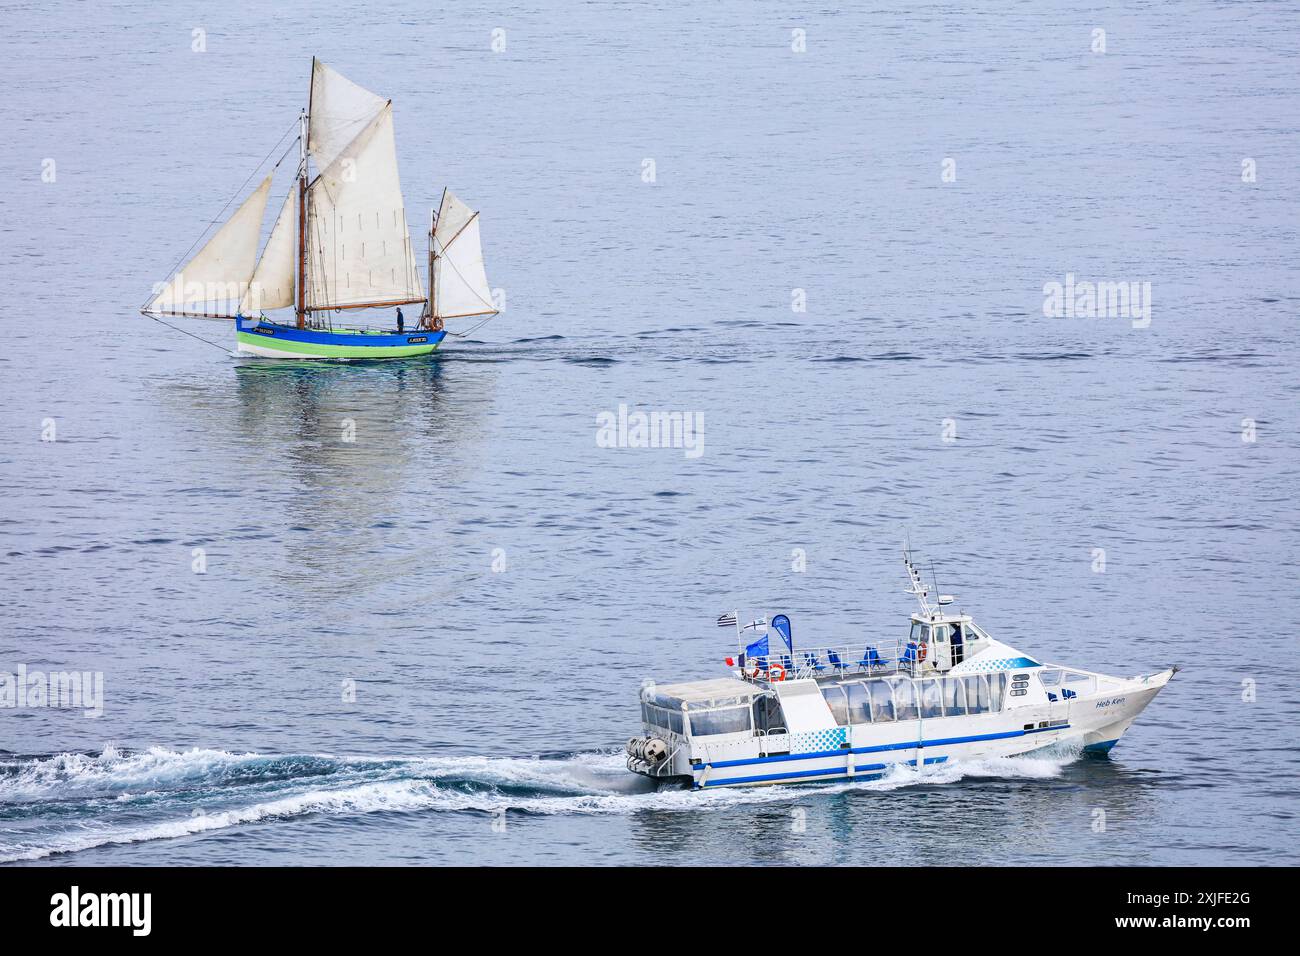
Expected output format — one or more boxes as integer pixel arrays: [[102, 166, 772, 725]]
[[691, 724, 1073, 788], [698, 756, 950, 788], [235, 316, 446, 350], [698, 723, 1069, 772]]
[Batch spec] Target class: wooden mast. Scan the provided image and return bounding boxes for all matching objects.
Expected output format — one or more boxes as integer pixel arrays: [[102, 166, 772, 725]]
[[425, 190, 444, 332], [296, 60, 312, 330], [296, 117, 307, 329], [424, 203, 436, 331]]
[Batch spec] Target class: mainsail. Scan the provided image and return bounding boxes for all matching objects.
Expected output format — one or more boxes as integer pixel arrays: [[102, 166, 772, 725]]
[[146, 175, 272, 318], [305, 102, 424, 311], [238, 187, 296, 316], [304, 59, 423, 313], [430, 189, 498, 321]]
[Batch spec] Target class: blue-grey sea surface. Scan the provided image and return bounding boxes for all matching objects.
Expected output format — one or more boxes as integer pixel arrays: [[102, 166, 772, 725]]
[[0, 1, 1296, 865]]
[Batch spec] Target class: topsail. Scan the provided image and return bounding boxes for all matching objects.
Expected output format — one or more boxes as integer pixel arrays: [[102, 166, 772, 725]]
[[307, 59, 388, 171]]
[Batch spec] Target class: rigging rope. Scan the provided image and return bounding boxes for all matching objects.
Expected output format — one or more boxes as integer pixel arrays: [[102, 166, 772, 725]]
[[443, 313, 497, 338], [146, 314, 234, 356]]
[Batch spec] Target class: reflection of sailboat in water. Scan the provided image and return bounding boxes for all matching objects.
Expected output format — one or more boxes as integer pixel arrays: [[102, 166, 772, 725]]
[[229, 358, 497, 599], [142, 58, 499, 359]]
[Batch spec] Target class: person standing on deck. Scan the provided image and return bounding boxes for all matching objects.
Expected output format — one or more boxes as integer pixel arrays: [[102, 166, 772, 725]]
[[396, 307, 405, 332]]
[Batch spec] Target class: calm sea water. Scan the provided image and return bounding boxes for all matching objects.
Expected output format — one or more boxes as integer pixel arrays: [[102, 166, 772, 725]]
[[1, 1, 1297, 866]]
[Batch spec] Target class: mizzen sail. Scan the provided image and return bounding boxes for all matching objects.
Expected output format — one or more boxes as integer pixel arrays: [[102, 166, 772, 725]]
[[146, 175, 272, 318], [431, 189, 497, 320]]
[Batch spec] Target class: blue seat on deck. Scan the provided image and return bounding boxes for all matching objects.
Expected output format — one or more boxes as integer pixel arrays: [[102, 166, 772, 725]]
[[856, 646, 886, 671], [1061, 688, 1076, 700], [804, 652, 826, 673], [827, 649, 846, 671], [1046, 692, 1058, 703], [900, 642, 919, 668]]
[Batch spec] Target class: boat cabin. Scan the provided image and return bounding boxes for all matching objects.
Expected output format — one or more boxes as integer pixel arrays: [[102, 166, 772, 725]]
[[906, 610, 993, 672], [640, 678, 759, 743]]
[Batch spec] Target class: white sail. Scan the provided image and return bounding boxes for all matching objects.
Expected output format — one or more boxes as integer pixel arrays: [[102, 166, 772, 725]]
[[147, 175, 272, 317], [308, 59, 388, 171], [432, 190, 497, 319], [238, 186, 297, 316], [305, 104, 423, 311]]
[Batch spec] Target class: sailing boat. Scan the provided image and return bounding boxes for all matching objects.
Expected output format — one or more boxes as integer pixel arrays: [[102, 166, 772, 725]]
[[142, 58, 499, 359]]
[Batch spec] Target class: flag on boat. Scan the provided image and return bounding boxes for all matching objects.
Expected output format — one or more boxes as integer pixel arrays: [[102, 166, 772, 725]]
[[744, 635, 770, 660], [717, 612, 738, 628], [771, 614, 793, 653]]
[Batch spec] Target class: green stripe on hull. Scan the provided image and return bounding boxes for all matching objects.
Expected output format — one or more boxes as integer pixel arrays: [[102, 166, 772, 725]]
[[236, 332, 439, 359]]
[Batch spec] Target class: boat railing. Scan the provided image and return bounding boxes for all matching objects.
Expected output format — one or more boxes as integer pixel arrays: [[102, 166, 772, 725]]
[[741, 636, 932, 684]]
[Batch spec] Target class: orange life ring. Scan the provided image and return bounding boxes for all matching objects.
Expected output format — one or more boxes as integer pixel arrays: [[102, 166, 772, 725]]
[[769, 664, 787, 682], [748, 664, 763, 679], [918, 642, 928, 662]]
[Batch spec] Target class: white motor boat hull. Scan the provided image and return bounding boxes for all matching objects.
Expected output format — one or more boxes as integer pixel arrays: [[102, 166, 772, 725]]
[[634, 667, 1175, 791]]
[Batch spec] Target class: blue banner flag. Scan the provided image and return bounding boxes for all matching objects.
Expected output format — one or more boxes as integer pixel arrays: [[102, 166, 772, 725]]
[[771, 614, 793, 654], [744, 635, 769, 659]]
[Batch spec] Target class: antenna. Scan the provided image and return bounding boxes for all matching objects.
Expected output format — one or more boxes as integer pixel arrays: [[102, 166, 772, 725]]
[[929, 560, 957, 613], [903, 545, 935, 616]]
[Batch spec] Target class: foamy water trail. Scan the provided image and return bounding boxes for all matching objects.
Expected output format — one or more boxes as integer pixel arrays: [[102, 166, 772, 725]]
[[0, 746, 1080, 862]]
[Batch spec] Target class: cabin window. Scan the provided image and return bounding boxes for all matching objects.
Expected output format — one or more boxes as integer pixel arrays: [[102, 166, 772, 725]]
[[920, 679, 944, 718], [890, 678, 919, 720], [933, 625, 949, 644], [987, 673, 1007, 711], [845, 681, 872, 724], [641, 702, 681, 735], [941, 677, 968, 716], [1062, 671, 1096, 695], [963, 676, 990, 714], [868, 680, 895, 722], [1038, 669, 1063, 687], [909, 620, 923, 643], [688, 706, 751, 737], [820, 685, 850, 726]]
